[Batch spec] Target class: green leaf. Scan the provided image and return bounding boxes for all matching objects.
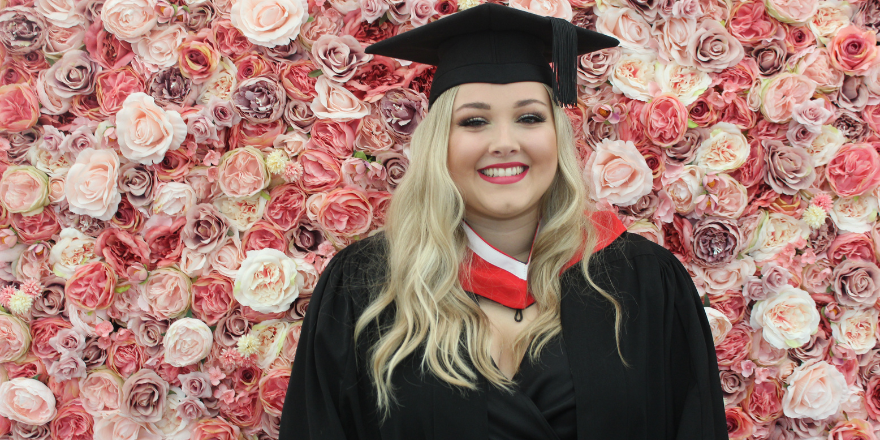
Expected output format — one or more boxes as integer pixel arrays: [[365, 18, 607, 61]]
[[687, 119, 698, 129], [114, 285, 131, 294], [185, 308, 193, 319], [353, 151, 369, 161], [377, 12, 389, 25], [307, 69, 323, 78], [702, 294, 710, 307], [260, 190, 271, 200], [307, 15, 315, 22]]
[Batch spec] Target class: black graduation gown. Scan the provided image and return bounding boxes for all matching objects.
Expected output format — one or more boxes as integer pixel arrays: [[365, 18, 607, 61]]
[[278, 231, 728, 440]]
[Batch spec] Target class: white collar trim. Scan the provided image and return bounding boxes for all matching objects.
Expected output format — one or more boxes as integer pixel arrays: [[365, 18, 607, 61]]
[[461, 219, 543, 281]]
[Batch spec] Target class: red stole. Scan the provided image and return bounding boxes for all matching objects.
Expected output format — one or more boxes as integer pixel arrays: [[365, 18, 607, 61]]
[[459, 211, 627, 310]]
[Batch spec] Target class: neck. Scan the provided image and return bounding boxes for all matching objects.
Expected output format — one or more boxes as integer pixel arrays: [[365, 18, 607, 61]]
[[464, 207, 541, 263]]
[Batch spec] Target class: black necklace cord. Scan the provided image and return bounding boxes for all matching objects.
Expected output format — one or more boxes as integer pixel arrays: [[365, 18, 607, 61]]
[[514, 309, 523, 322]]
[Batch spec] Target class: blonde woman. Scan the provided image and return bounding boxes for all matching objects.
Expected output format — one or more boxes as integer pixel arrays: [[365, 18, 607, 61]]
[[279, 4, 727, 440]]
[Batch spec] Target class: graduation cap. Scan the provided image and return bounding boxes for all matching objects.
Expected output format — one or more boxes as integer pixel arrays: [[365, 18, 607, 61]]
[[363, 3, 620, 108]]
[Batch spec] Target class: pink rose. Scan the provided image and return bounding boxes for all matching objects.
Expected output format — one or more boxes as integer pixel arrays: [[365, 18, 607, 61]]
[[65, 148, 122, 221], [595, 6, 650, 52], [508, 0, 572, 20], [50, 400, 94, 440], [230, 0, 308, 47], [867, 376, 880, 421], [95, 228, 151, 278], [728, 0, 782, 46], [308, 119, 358, 159], [141, 267, 191, 320], [759, 73, 817, 123], [783, 359, 848, 419], [192, 417, 241, 440], [831, 259, 880, 307], [310, 76, 370, 121], [93, 414, 159, 440], [65, 262, 117, 310], [826, 143, 880, 197], [311, 34, 371, 83], [107, 332, 145, 378], [218, 147, 269, 198], [95, 67, 145, 115], [100, 0, 157, 42], [584, 138, 653, 206], [715, 323, 752, 368], [297, 149, 343, 193], [693, 173, 747, 219], [242, 220, 287, 253], [828, 419, 877, 440], [191, 273, 234, 326], [121, 368, 168, 423], [0, 312, 30, 363], [0, 84, 40, 133], [829, 25, 879, 76], [828, 232, 877, 266], [725, 406, 755, 440], [0, 166, 50, 216], [258, 367, 289, 417], [642, 94, 688, 147], [84, 20, 135, 70], [0, 378, 56, 425], [264, 184, 307, 231], [116, 92, 187, 165], [30, 317, 73, 359], [163, 318, 213, 367], [78, 369, 124, 416], [686, 19, 745, 73], [317, 186, 373, 239]]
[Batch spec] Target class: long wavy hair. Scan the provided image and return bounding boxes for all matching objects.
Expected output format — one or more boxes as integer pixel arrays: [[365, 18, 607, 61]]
[[353, 83, 630, 421]]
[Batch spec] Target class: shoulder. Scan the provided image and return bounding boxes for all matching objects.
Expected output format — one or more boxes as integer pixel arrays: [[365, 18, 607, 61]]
[[594, 231, 682, 268], [320, 231, 389, 311]]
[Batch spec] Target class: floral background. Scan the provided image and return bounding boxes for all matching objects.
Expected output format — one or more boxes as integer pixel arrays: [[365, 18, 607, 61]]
[[0, 0, 878, 437]]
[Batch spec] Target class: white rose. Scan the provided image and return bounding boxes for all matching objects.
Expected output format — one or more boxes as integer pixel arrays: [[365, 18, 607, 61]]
[[691, 256, 755, 296], [705, 307, 732, 346], [750, 285, 820, 349], [830, 194, 879, 233], [234, 248, 303, 313], [694, 122, 750, 173], [132, 24, 188, 68], [116, 93, 187, 165], [584, 138, 653, 206], [64, 148, 122, 221], [830, 306, 879, 355], [661, 164, 704, 215], [609, 50, 657, 102], [163, 318, 213, 367], [250, 319, 291, 369], [595, 6, 652, 54], [783, 359, 848, 419], [230, 0, 308, 47], [808, 0, 853, 46], [151, 182, 196, 217], [100, 0, 158, 42], [655, 61, 712, 106], [48, 228, 97, 279], [35, 0, 86, 27], [748, 212, 810, 262], [806, 125, 844, 166]]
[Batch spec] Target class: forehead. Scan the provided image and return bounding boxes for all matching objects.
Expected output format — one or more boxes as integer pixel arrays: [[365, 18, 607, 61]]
[[452, 82, 550, 108]]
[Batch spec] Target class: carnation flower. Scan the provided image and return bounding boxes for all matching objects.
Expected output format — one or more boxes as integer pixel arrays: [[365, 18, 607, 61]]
[[266, 150, 289, 175], [237, 333, 259, 356], [802, 205, 828, 229], [811, 192, 834, 211], [7, 291, 32, 315]]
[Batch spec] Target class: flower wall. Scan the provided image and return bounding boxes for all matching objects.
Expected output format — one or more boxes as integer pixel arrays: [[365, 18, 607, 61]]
[[0, 0, 878, 437]]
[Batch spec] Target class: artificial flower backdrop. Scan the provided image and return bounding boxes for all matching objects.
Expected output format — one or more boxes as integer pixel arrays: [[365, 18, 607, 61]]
[[0, 0, 878, 438]]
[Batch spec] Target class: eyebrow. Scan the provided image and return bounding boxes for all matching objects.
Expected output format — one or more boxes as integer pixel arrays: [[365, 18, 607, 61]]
[[454, 98, 547, 112]]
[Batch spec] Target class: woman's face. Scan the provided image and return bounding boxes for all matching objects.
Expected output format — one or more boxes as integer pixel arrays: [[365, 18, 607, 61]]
[[447, 81, 558, 222]]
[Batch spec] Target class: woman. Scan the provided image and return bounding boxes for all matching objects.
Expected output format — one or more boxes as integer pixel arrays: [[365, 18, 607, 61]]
[[279, 4, 727, 439]]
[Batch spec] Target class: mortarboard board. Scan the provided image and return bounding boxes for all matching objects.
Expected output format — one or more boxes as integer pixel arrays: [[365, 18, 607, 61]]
[[364, 3, 620, 109]]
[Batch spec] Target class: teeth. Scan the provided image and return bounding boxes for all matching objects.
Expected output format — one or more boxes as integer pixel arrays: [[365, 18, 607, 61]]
[[480, 166, 526, 177]]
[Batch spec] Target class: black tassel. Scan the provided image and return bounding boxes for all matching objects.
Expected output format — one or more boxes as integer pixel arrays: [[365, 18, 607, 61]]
[[549, 17, 578, 108]]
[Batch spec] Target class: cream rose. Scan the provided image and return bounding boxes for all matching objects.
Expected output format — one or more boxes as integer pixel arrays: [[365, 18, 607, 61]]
[[691, 256, 755, 296], [65, 148, 122, 221], [100, 0, 158, 42], [694, 122, 750, 173], [508, 0, 573, 20], [250, 319, 291, 369], [230, 0, 309, 47], [749, 285, 820, 349], [0, 378, 56, 425], [830, 194, 879, 233], [0, 166, 50, 217], [584, 138, 653, 206], [163, 318, 213, 367], [116, 92, 187, 165], [661, 164, 704, 215], [830, 306, 879, 355], [806, 125, 845, 166], [213, 194, 268, 231], [151, 182, 197, 217], [748, 212, 810, 261], [783, 359, 848, 419], [132, 24, 187, 68], [234, 248, 303, 314], [79, 369, 124, 417], [49, 228, 97, 279], [809, 1, 853, 46], [655, 61, 713, 106], [705, 307, 732, 346], [310, 76, 371, 122], [609, 51, 657, 102]]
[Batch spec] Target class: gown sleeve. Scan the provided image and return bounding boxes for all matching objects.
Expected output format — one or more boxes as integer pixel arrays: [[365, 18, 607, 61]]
[[278, 246, 374, 440], [659, 252, 729, 440]]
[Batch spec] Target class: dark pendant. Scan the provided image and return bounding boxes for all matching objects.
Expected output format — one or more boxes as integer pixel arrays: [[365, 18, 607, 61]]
[[514, 309, 523, 322]]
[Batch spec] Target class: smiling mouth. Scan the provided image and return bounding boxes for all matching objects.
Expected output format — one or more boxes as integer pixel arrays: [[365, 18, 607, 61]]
[[478, 166, 527, 177]]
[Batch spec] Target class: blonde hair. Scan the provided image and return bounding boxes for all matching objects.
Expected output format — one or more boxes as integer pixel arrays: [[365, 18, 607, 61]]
[[353, 83, 630, 421]]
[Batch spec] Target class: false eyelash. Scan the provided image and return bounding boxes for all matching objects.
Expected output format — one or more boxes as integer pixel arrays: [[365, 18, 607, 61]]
[[457, 113, 547, 127]]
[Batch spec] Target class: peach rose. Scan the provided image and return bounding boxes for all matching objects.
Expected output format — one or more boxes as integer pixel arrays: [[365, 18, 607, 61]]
[[830, 307, 879, 355], [116, 93, 187, 165], [192, 417, 241, 440], [759, 73, 818, 123], [310, 76, 370, 122], [218, 146, 269, 198], [705, 306, 732, 345], [79, 369, 124, 416], [595, 6, 650, 53], [140, 267, 191, 320], [765, 0, 818, 24], [584, 138, 653, 206], [230, 0, 308, 47], [829, 25, 879, 76], [317, 186, 373, 239], [0, 378, 56, 425], [132, 24, 187, 68], [0, 312, 30, 363], [259, 367, 289, 417], [826, 143, 880, 198], [64, 148, 122, 221], [609, 51, 657, 102], [783, 359, 848, 419], [509, 0, 572, 20], [750, 285, 820, 349], [0, 166, 50, 216], [100, 0, 158, 42], [162, 318, 213, 367]]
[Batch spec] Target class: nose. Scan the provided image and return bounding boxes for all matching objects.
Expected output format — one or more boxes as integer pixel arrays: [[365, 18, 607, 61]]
[[488, 120, 521, 157]]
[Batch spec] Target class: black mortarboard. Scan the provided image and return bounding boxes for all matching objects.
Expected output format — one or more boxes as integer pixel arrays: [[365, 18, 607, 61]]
[[364, 3, 619, 108]]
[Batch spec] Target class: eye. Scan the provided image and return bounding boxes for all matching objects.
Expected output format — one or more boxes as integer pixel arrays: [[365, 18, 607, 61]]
[[458, 117, 487, 127], [519, 113, 547, 124]]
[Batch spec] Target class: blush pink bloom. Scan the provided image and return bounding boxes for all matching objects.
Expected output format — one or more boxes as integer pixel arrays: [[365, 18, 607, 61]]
[[218, 146, 270, 198], [116, 92, 187, 165], [191, 273, 234, 326], [0, 166, 50, 216], [258, 367, 290, 417], [297, 149, 343, 193], [642, 94, 688, 147], [0, 84, 40, 133], [317, 186, 373, 239], [50, 400, 94, 440], [826, 143, 880, 197], [0, 312, 30, 363], [140, 267, 191, 320], [78, 369, 124, 416], [829, 25, 879, 76], [508, 0, 572, 20], [759, 73, 817, 123], [162, 318, 213, 367], [65, 261, 117, 310], [64, 148, 122, 221], [584, 138, 653, 207], [192, 417, 241, 440], [0, 378, 56, 425], [783, 359, 849, 419]]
